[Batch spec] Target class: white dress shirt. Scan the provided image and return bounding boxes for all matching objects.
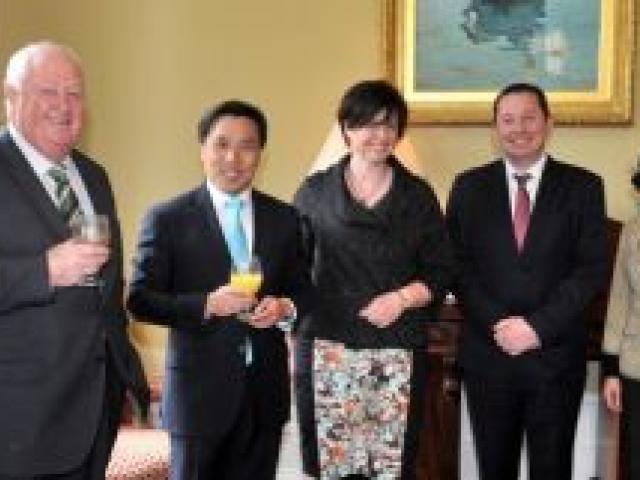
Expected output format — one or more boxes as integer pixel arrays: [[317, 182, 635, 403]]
[[205, 181, 255, 259], [8, 123, 96, 216], [503, 154, 547, 218]]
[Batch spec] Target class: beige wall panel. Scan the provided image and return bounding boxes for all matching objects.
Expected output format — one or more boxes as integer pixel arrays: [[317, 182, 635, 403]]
[[0, 0, 638, 376]]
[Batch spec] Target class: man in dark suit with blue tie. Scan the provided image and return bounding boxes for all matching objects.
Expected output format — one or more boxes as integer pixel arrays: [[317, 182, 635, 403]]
[[127, 100, 312, 480], [0, 42, 148, 478], [447, 83, 608, 480]]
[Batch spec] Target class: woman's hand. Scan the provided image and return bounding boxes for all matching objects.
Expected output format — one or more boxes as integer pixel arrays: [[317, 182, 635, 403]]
[[359, 282, 432, 328], [359, 291, 404, 328], [603, 376, 622, 413], [248, 296, 293, 329]]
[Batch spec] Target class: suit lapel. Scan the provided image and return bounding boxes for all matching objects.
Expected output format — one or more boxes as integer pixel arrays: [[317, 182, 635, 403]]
[[74, 155, 107, 215], [252, 191, 269, 255], [252, 191, 271, 293], [0, 132, 68, 240], [71, 155, 120, 307], [486, 161, 519, 256], [194, 184, 233, 271], [520, 158, 561, 258], [488, 158, 563, 257]]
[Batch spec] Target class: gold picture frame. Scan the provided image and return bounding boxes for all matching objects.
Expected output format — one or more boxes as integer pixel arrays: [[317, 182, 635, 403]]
[[383, 0, 634, 124]]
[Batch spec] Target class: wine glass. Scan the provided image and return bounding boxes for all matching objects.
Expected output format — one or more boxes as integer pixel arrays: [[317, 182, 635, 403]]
[[229, 255, 263, 320], [69, 213, 110, 287]]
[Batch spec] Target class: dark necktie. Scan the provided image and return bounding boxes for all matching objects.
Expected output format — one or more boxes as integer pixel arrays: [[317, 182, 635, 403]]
[[513, 173, 532, 252], [48, 166, 80, 224]]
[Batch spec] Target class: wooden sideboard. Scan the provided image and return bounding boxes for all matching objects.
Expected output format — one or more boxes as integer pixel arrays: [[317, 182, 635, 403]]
[[417, 219, 622, 480]]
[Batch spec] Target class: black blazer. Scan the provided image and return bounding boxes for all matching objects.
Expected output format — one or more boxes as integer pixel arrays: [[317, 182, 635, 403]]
[[127, 184, 311, 439], [447, 158, 608, 380], [0, 131, 148, 476], [294, 155, 454, 348]]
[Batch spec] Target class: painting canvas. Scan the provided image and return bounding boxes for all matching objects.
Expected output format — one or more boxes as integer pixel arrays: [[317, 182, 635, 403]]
[[384, 0, 634, 124]]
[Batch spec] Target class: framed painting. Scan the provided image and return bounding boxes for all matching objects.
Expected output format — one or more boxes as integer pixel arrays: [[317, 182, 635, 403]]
[[383, 0, 634, 124]]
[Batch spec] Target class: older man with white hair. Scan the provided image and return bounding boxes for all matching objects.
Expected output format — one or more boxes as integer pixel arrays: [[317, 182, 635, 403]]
[[0, 41, 148, 479]]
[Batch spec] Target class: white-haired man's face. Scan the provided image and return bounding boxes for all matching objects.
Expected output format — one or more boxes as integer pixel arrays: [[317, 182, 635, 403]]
[[5, 46, 85, 162]]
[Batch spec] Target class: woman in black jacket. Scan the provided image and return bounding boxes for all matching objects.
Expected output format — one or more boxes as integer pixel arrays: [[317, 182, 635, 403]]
[[293, 79, 455, 479]]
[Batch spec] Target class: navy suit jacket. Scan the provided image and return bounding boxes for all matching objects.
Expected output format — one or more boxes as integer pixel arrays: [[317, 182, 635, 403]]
[[127, 184, 311, 438], [447, 158, 608, 380], [0, 131, 148, 476]]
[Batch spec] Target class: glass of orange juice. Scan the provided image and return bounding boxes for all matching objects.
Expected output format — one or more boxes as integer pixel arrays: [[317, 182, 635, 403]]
[[229, 256, 263, 320]]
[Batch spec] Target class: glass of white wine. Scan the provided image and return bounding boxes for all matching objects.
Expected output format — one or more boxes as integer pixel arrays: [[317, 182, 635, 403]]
[[70, 213, 110, 287], [229, 256, 263, 320]]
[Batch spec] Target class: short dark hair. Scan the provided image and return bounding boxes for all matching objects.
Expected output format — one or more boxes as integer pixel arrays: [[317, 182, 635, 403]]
[[197, 100, 267, 147], [493, 82, 550, 122], [337, 79, 408, 140]]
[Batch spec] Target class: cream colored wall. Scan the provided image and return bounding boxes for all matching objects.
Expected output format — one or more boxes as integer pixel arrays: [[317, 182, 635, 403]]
[[1, 0, 638, 376]]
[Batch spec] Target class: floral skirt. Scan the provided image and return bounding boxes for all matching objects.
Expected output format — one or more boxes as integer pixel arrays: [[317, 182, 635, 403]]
[[312, 338, 413, 480]]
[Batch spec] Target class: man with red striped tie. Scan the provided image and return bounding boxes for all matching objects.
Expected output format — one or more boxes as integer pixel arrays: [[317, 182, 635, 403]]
[[447, 82, 608, 480]]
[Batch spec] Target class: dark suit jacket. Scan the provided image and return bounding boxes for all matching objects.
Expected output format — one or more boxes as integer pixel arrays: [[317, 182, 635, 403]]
[[127, 184, 311, 439], [0, 131, 149, 476], [447, 158, 608, 380]]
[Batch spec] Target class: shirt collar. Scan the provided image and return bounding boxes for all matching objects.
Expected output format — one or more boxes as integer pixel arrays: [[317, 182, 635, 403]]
[[8, 123, 73, 176], [205, 180, 252, 211], [503, 153, 547, 183]]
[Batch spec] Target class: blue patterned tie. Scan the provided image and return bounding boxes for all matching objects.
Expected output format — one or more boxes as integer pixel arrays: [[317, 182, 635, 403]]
[[222, 196, 253, 366], [222, 196, 250, 269]]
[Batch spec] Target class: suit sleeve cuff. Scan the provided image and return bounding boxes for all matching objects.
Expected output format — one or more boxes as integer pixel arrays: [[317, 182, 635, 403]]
[[601, 352, 620, 378]]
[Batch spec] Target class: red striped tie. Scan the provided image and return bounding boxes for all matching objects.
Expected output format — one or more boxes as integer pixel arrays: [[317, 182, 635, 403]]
[[513, 174, 532, 252]]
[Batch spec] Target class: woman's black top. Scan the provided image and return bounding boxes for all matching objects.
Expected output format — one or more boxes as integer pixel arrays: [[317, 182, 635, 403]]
[[294, 155, 455, 349]]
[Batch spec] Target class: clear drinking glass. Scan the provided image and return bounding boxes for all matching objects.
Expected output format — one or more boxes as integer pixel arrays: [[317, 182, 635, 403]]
[[229, 256, 263, 320], [70, 213, 110, 287]]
